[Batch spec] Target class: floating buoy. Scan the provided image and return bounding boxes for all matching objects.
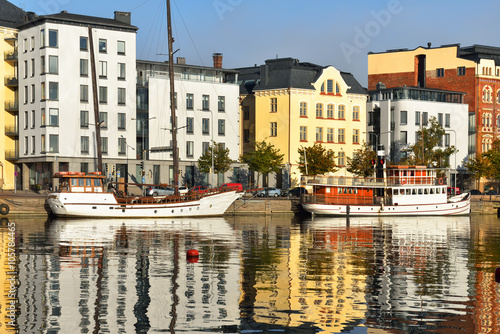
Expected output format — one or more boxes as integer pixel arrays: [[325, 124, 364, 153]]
[[187, 249, 199, 263], [496, 267, 500, 283]]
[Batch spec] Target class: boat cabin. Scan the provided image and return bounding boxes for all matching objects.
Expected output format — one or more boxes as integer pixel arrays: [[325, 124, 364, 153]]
[[53, 172, 105, 193]]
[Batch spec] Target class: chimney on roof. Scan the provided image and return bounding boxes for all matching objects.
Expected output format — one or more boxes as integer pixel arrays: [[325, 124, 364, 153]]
[[213, 53, 223, 69], [24, 12, 38, 23], [427, 42, 432, 49], [376, 82, 386, 90], [177, 57, 186, 65], [114, 11, 131, 25]]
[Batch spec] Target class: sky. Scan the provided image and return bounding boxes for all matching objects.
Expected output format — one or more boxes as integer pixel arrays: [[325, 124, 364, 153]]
[[12, 0, 500, 87]]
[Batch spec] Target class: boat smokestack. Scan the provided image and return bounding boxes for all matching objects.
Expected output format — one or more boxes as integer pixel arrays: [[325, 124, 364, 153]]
[[213, 53, 223, 69]]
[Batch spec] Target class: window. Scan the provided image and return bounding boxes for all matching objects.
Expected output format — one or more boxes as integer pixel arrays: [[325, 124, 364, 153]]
[[40, 56, 45, 74], [437, 68, 444, 77], [338, 151, 345, 166], [24, 111, 28, 129], [316, 103, 323, 118], [80, 85, 89, 102], [49, 56, 59, 74], [30, 36, 34, 51], [270, 122, 277, 136], [118, 88, 126, 105], [49, 82, 58, 100], [458, 66, 466, 76], [438, 113, 443, 126], [80, 110, 89, 128], [99, 61, 107, 78], [218, 119, 225, 135], [400, 110, 407, 125], [41, 108, 45, 126], [23, 60, 27, 78], [118, 138, 126, 155], [327, 104, 334, 118], [99, 112, 108, 129], [202, 142, 210, 153], [243, 129, 250, 143], [31, 58, 35, 76], [24, 136, 28, 154], [445, 133, 450, 147], [31, 136, 35, 154], [81, 136, 90, 154], [338, 105, 345, 119], [327, 128, 334, 142], [41, 134, 45, 153], [270, 98, 277, 112], [186, 117, 194, 134], [202, 95, 210, 110], [423, 112, 428, 125], [483, 86, 492, 102], [336, 83, 340, 94], [327, 80, 334, 93], [202, 118, 210, 134], [316, 127, 323, 142], [300, 102, 307, 116], [118, 113, 126, 130], [80, 36, 88, 50], [415, 111, 421, 125], [300, 126, 307, 141], [186, 93, 194, 109], [80, 59, 88, 76], [48, 30, 58, 47], [218, 96, 225, 112], [101, 137, 108, 154], [338, 128, 345, 143], [49, 108, 58, 126], [49, 134, 58, 152], [24, 86, 28, 104], [400, 131, 407, 144], [118, 63, 126, 80], [40, 29, 45, 48], [31, 84, 35, 103], [353, 106, 360, 120], [117, 40, 125, 55], [99, 39, 107, 53], [353, 129, 359, 144], [99, 86, 107, 104], [186, 141, 194, 158]]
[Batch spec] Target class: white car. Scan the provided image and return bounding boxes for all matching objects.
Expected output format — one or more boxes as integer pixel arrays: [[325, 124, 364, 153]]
[[256, 187, 282, 197]]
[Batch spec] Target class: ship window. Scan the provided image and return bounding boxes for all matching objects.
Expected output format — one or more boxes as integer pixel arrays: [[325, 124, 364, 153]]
[[86, 179, 92, 187], [354, 189, 358, 194], [400, 189, 404, 195], [424, 188, 429, 194], [348, 188, 353, 194], [418, 188, 423, 194], [71, 178, 77, 186], [95, 179, 102, 187], [412, 189, 417, 195], [430, 188, 435, 194], [79, 179, 84, 186], [406, 189, 411, 195]]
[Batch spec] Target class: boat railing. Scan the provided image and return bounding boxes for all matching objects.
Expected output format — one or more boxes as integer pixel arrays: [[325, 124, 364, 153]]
[[302, 194, 393, 206], [302, 175, 446, 187]]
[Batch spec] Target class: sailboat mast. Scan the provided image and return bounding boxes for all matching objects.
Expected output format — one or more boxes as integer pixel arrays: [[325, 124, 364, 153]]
[[166, 0, 179, 194], [88, 27, 103, 173]]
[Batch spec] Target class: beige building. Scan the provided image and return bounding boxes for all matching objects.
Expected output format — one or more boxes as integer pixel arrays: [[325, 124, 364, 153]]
[[238, 58, 367, 188]]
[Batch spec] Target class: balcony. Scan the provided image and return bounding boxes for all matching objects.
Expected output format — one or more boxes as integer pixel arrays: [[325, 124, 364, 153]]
[[4, 100, 18, 111], [5, 149, 19, 160], [4, 75, 18, 87], [5, 124, 18, 136], [4, 49, 18, 62]]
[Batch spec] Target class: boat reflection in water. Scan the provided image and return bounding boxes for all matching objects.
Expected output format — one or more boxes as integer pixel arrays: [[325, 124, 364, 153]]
[[47, 218, 242, 334]]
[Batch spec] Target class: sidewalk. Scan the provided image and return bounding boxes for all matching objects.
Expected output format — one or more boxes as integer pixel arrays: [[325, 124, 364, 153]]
[[0, 189, 48, 198]]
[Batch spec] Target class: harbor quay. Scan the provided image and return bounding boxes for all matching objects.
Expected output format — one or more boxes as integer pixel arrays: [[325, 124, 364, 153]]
[[0, 191, 498, 217]]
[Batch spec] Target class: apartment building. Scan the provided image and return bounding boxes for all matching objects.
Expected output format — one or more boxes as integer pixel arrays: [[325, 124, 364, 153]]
[[16, 11, 137, 190], [368, 44, 500, 160], [137, 54, 241, 188], [0, 0, 25, 190], [238, 58, 368, 187]]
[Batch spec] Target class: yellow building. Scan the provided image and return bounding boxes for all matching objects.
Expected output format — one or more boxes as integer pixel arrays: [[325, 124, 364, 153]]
[[239, 58, 367, 186], [1, 2, 25, 190]]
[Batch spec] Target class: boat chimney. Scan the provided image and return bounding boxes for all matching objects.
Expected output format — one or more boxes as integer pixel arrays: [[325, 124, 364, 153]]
[[213, 53, 223, 69]]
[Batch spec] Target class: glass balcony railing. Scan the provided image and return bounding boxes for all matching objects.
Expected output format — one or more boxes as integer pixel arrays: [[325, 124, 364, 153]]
[[5, 124, 18, 136], [4, 50, 18, 62], [5, 149, 19, 160], [4, 100, 18, 111], [4, 76, 18, 86]]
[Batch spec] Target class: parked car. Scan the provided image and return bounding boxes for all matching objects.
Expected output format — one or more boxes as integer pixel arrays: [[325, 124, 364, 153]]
[[190, 185, 209, 194], [468, 189, 482, 195], [485, 189, 498, 195], [288, 187, 308, 197], [220, 183, 243, 192], [256, 187, 281, 197], [179, 186, 189, 194], [146, 186, 174, 196], [447, 187, 460, 196]]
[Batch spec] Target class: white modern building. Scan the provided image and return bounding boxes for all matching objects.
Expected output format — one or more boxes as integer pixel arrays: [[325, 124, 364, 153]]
[[137, 54, 242, 187], [17, 11, 137, 190]]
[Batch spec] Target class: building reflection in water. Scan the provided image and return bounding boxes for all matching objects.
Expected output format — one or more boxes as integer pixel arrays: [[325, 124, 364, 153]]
[[3, 215, 500, 333]]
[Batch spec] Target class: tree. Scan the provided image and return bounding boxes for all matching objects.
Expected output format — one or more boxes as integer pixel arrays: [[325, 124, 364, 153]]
[[197, 141, 232, 185], [478, 140, 500, 191], [240, 140, 284, 186], [402, 116, 457, 169], [464, 153, 490, 190], [347, 141, 377, 177], [297, 142, 337, 176]]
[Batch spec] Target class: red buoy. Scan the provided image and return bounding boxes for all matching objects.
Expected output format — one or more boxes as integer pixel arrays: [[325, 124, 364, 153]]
[[187, 249, 199, 257]]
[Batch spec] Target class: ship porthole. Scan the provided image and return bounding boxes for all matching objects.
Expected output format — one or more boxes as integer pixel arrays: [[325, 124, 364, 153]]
[[92, 206, 97, 209], [171, 210, 174, 213], [122, 209, 125, 212], [181, 209, 183, 212], [189, 208, 192, 211], [154, 210, 157, 214], [210, 204, 212, 208]]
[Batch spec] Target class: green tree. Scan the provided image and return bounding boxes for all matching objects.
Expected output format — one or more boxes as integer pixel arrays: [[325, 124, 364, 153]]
[[403, 116, 457, 169], [464, 153, 490, 190], [240, 140, 284, 186], [297, 142, 337, 176], [197, 141, 232, 185], [347, 141, 377, 177]]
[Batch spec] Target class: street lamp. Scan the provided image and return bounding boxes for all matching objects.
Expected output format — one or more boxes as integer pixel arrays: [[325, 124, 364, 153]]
[[132, 116, 156, 193]]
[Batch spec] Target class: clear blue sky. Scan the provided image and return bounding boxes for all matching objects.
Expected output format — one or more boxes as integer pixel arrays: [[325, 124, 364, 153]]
[[14, 0, 500, 87]]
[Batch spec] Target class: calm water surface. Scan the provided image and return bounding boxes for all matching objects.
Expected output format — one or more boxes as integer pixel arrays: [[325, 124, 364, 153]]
[[2, 214, 500, 333]]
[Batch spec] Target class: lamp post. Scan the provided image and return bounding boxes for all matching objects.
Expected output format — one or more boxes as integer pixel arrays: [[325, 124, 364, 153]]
[[132, 116, 156, 194]]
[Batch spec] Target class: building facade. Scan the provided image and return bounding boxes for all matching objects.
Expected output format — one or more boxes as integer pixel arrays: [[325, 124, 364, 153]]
[[1, 0, 25, 190], [368, 44, 500, 160], [137, 54, 242, 188], [238, 58, 368, 187], [16, 11, 138, 190]]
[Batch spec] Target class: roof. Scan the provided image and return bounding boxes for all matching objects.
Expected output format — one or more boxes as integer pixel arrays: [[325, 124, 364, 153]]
[[0, 0, 26, 28], [235, 57, 367, 95], [18, 11, 138, 32]]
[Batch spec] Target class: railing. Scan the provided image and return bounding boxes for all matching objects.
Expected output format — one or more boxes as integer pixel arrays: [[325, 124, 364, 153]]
[[5, 124, 18, 135], [4, 75, 18, 86], [4, 50, 17, 61], [5, 149, 18, 160], [302, 175, 447, 187], [302, 194, 393, 206], [4, 100, 18, 111]]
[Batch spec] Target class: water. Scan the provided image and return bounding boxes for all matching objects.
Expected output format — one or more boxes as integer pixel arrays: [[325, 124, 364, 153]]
[[1, 214, 500, 333]]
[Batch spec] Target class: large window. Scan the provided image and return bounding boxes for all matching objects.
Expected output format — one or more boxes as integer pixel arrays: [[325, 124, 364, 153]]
[[118, 63, 126, 80], [353, 129, 359, 144], [353, 106, 360, 121], [218, 119, 225, 135], [40, 55, 45, 74], [270, 98, 277, 112], [400, 131, 407, 145], [316, 127, 323, 142], [202, 95, 210, 110], [48, 29, 58, 47], [80, 85, 88, 102], [101, 137, 108, 154], [185, 117, 194, 134], [300, 102, 307, 116], [400, 110, 407, 125], [338, 152, 345, 166], [81, 136, 89, 154], [338, 128, 345, 143], [99, 61, 107, 78], [99, 86, 107, 104], [117, 40, 125, 55], [49, 55, 58, 74], [80, 110, 89, 128], [415, 111, 421, 125], [99, 112, 108, 129], [338, 105, 345, 119], [327, 128, 334, 142], [327, 80, 334, 93], [49, 108, 58, 126], [118, 88, 126, 105], [80, 36, 88, 51], [327, 104, 334, 118], [202, 118, 210, 135], [80, 59, 88, 76], [49, 82, 58, 100], [316, 103, 323, 118], [270, 122, 277, 136], [118, 138, 126, 155], [186, 93, 194, 109], [49, 134, 58, 152], [118, 113, 126, 130], [300, 126, 307, 141], [218, 96, 225, 112], [99, 39, 107, 53], [186, 141, 194, 158]]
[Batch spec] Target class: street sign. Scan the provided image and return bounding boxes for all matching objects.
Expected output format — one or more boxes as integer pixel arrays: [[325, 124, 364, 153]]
[[14, 171, 18, 177]]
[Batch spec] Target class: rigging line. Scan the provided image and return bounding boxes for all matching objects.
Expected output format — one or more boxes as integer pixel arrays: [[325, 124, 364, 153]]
[[129, 0, 153, 13], [139, 0, 165, 60]]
